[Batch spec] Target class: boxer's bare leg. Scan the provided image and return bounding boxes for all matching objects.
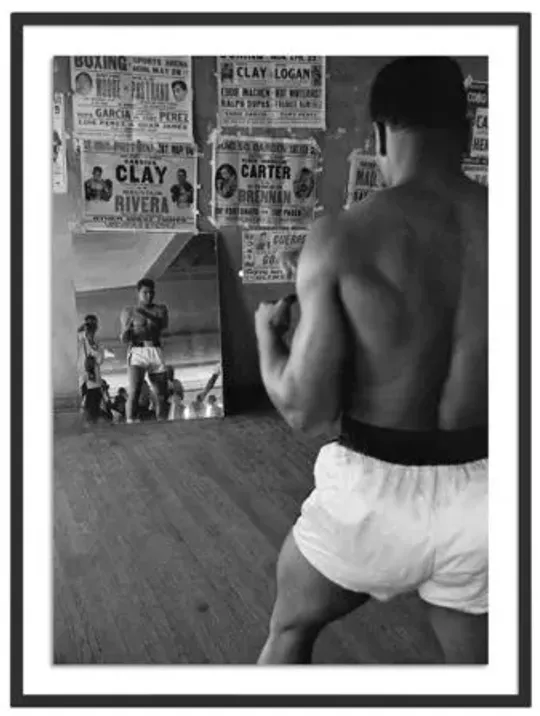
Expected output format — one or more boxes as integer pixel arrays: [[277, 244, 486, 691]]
[[126, 366, 145, 422], [148, 371, 168, 420], [424, 602, 488, 664], [258, 531, 370, 664]]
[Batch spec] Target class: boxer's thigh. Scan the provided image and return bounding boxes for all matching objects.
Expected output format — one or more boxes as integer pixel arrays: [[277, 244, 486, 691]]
[[269, 530, 370, 633], [127, 365, 146, 392], [148, 370, 168, 397], [424, 602, 488, 664]]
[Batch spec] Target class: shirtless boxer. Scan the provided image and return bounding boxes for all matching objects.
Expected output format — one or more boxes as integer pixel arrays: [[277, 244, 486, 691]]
[[255, 57, 488, 665], [120, 278, 169, 422]]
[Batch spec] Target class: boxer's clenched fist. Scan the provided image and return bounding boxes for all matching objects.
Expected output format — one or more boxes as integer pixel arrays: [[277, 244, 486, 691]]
[[255, 294, 298, 338]]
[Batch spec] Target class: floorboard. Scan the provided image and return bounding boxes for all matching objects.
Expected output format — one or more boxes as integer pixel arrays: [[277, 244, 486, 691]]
[[53, 412, 442, 664]]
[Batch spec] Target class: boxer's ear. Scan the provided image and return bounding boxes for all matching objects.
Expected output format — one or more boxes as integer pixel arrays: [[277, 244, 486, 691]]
[[373, 122, 387, 157]]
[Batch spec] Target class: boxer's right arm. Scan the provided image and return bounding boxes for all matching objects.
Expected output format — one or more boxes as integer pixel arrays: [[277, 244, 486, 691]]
[[256, 216, 347, 432], [94, 343, 105, 365]]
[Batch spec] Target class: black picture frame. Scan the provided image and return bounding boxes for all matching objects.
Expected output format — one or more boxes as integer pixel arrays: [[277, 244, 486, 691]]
[[11, 11, 531, 709]]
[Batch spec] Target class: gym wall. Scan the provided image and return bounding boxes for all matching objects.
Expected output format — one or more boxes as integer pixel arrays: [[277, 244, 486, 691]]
[[52, 56, 487, 409]]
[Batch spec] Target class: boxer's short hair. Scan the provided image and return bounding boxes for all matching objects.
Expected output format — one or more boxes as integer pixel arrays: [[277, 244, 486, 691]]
[[172, 80, 187, 91], [137, 278, 155, 291], [369, 57, 467, 131]]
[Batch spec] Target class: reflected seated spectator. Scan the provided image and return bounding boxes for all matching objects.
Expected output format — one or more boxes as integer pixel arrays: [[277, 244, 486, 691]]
[[205, 394, 223, 418], [111, 387, 128, 423]]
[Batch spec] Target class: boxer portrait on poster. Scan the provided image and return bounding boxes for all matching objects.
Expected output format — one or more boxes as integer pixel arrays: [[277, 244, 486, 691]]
[[170, 168, 194, 208], [84, 165, 113, 202], [215, 163, 238, 199]]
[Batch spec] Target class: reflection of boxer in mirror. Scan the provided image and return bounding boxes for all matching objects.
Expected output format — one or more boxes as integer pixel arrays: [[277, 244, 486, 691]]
[[256, 57, 488, 666], [170, 169, 194, 207], [120, 278, 169, 423], [215, 164, 238, 199], [75, 72, 93, 96], [84, 166, 113, 202], [293, 168, 315, 200]]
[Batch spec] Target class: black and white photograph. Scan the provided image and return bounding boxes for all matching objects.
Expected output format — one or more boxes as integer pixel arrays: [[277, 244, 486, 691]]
[[10, 10, 532, 710]]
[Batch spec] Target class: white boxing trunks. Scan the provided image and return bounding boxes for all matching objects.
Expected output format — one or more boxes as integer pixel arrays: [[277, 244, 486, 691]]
[[128, 345, 166, 375], [293, 424, 488, 615]]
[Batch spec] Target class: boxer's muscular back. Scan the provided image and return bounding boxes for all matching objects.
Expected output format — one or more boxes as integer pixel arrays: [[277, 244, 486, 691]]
[[337, 175, 487, 431]]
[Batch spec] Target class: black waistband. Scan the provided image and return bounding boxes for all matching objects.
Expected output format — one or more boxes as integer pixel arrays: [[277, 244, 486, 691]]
[[338, 416, 488, 466], [130, 340, 161, 348]]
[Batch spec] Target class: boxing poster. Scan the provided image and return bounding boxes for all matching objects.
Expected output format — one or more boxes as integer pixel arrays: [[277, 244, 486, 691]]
[[52, 93, 67, 194], [211, 135, 320, 227], [345, 150, 381, 208], [80, 139, 197, 231], [464, 77, 488, 161], [70, 56, 192, 141], [462, 161, 488, 187], [242, 228, 307, 284], [217, 56, 325, 129]]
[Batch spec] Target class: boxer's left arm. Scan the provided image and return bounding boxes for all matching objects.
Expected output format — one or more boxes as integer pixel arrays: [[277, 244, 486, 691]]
[[256, 219, 346, 432], [159, 305, 169, 333]]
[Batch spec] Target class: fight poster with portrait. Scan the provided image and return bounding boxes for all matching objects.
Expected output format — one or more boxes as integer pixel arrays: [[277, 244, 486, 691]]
[[80, 139, 197, 232], [464, 77, 488, 162], [345, 150, 381, 208], [211, 135, 320, 227], [217, 56, 325, 129], [242, 228, 307, 284], [53, 93, 67, 194], [461, 77, 488, 186], [70, 56, 192, 141]]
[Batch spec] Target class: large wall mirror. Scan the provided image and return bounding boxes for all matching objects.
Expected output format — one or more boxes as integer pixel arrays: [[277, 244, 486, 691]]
[[73, 232, 224, 424]]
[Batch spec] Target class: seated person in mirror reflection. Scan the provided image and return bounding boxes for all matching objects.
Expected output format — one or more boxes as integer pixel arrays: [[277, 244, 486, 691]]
[[167, 366, 186, 421], [77, 314, 105, 423], [111, 387, 128, 423], [185, 365, 223, 419], [120, 278, 169, 423], [205, 394, 222, 418], [187, 393, 205, 419]]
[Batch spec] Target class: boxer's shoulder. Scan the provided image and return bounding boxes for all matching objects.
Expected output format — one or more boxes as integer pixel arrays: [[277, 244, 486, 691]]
[[341, 194, 401, 263]]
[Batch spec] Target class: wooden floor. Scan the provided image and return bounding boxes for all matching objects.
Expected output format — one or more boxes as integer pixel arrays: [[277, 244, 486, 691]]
[[54, 411, 443, 664]]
